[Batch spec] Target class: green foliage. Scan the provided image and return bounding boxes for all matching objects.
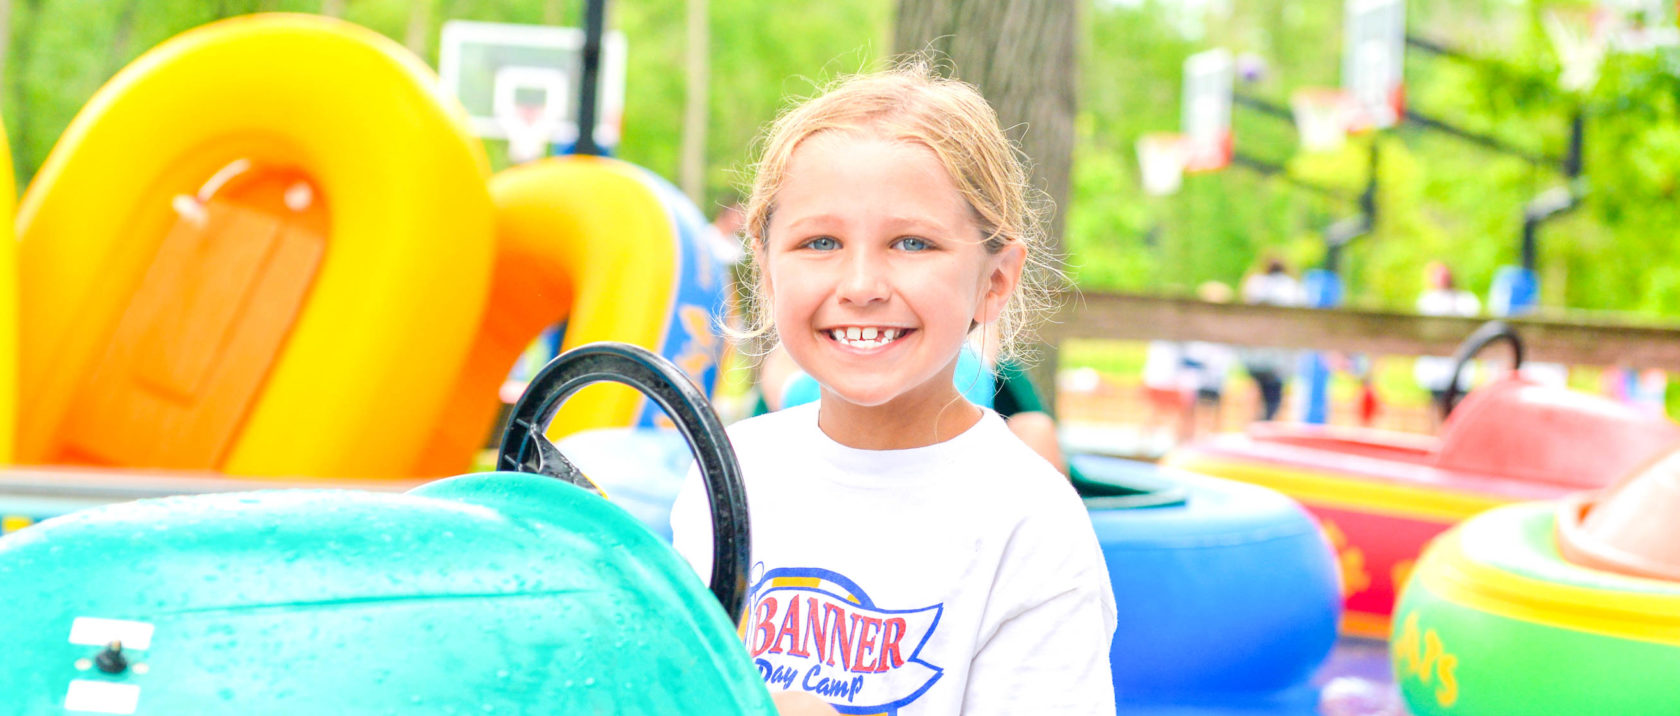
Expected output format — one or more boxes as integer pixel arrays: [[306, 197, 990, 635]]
[[614, 0, 891, 206]]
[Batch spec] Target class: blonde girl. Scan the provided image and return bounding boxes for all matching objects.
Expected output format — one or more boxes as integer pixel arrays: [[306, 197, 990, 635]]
[[672, 61, 1116, 715]]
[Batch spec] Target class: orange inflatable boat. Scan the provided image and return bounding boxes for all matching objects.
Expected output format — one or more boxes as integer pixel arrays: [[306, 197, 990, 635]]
[[1165, 374, 1680, 637]]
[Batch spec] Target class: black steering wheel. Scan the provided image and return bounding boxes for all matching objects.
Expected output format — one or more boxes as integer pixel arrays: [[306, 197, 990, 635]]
[[1439, 320, 1525, 423], [497, 342, 750, 624]]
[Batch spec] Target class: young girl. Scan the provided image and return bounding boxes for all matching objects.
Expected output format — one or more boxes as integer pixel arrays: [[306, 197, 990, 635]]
[[670, 62, 1116, 715]]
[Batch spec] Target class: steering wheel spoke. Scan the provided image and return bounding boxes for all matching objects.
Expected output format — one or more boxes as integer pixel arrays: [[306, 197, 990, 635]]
[[500, 420, 593, 490]]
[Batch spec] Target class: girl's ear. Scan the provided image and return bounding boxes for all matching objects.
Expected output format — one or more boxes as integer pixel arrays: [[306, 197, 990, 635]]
[[973, 242, 1026, 325]]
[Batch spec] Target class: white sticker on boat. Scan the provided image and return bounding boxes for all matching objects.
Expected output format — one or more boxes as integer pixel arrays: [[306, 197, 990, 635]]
[[68, 618, 153, 651], [64, 680, 140, 714]]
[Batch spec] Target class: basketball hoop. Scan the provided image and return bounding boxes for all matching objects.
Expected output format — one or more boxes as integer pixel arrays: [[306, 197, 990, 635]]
[[1181, 48, 1235, 172], [492, 66, 569, 163], [439, 21, 629, 156], [1603, 0, 1680, 52], [1291, 87, 1354, 152], [1342, 0, 1406, 131], [1137, 133, 1190, 197]]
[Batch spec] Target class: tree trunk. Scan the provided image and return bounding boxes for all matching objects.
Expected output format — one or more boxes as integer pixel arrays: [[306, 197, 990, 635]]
[[11, 0, 42, 184], [404, 0, 432, 57], [106, 0, 141, 78], [893, 0, 1079, 252], [0, 0, 11, 92], [893, 0, 1080, 399], [544, 0, 570, 26], [679, 0, 709, 204]]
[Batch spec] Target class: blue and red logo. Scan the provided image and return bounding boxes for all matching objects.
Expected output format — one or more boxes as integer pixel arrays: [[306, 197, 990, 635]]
[[743, 565, 943, 714]]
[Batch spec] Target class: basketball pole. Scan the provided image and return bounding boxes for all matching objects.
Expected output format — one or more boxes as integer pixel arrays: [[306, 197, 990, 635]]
[[1404, 32, 1590, 316], [574, 0, 606, 157]]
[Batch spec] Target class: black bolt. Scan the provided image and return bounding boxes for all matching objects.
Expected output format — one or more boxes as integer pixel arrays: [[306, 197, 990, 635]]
[[95, 641, 127, 674]]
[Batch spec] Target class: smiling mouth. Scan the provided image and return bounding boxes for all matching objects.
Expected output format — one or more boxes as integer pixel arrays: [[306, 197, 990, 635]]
[[825, 326, 913, 350]]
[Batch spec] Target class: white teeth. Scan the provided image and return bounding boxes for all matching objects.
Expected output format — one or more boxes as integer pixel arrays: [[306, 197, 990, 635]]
[[828, 327, 907, 348]]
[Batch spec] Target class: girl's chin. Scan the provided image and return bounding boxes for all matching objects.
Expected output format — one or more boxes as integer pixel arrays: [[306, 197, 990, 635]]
[[817, 388, 899, 410], [817, 381, 958, 412]]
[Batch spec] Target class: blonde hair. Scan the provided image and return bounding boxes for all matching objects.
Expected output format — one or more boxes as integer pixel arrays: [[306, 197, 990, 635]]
[[733, 58, 1061, 365]]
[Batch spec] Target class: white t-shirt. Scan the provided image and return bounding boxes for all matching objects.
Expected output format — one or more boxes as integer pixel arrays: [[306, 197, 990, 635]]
[[1142, 340, 1189, 392], [670, 403, 1117, 715], [1241, 271, 1305, 307]]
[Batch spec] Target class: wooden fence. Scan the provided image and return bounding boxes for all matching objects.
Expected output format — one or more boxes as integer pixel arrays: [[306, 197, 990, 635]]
[[1031, 291, 1680, 402]]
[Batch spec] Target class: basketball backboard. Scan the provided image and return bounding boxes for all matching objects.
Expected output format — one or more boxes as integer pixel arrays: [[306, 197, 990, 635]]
[[1602, 0, 1679, 50], [1182, 48, 1234, 172], [1342, 0, 1405, 131], [438, 20, 627, 154]]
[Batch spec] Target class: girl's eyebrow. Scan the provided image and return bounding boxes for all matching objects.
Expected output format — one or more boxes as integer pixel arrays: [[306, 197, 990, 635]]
[[784, 212, 951, 233], [882, 216, 949, 235], [781, 213, 845, 232]]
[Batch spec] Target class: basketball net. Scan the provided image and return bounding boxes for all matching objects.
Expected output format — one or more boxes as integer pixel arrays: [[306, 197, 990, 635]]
[[1544, 8, 1610, 92], [1136, 133, 1190, 196], [492, 66, 570, 164], [499, 103, 562, 164], [1291, 88, 1356, 151]]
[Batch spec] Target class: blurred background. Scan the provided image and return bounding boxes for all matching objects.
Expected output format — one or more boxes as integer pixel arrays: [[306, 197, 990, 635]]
[[6, 0, 1677, 450]]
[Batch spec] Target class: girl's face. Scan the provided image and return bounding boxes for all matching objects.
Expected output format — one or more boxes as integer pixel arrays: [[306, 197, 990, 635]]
[[760, 131, 1024, 414]]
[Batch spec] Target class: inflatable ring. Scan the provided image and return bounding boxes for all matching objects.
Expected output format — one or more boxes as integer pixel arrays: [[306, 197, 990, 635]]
[[0, 118, 14, 464], [415, 155, 726, 474], [0, 470, 772, 711], [1393, 502, 1680, 715], [1075, 455, 1341, 713], [16, 14, 493, 478]]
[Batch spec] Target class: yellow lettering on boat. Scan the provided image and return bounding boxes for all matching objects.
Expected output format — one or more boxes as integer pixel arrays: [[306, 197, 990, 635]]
[[1321, 518, 1371, 596], [1392, 559, 1416, 598], [1394, 612, 1460, 708]]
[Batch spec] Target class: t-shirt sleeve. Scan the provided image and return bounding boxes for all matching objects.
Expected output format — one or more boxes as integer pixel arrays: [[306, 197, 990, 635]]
[[962, 500, 1117, 715], [668, 465, 715, 583]]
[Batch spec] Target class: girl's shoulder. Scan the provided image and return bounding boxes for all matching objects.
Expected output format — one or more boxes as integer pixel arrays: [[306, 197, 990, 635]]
[[953, 415, 1087, 512]]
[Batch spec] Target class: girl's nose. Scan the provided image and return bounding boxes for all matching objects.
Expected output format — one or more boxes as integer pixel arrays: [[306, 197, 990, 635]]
[[836, 252, 889, 305]]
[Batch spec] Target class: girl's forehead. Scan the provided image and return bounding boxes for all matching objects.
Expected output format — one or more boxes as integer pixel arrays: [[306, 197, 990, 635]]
[[783, 132, 954, 188]]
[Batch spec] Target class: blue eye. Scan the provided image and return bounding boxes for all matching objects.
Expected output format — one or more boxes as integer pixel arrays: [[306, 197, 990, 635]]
[[894, 237, 930, 251], [804, 236, 839, 251]]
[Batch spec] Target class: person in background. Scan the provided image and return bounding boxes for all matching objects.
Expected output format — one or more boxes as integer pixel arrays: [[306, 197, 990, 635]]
[[1413, 261, 1480, 427], [1239, 256, 1304, 421], [1183, 281, 1236, 438], [1140, 339, 1193, 450]]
